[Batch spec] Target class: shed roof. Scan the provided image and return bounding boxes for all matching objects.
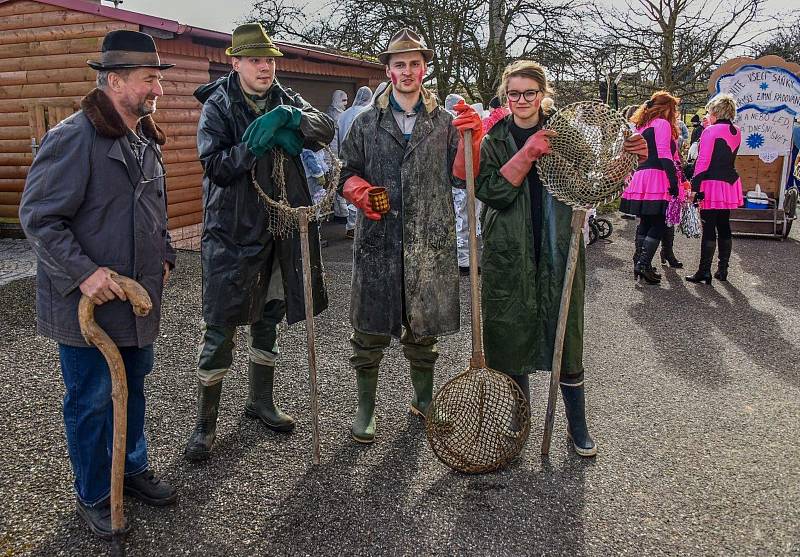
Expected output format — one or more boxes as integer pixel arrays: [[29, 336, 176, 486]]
[[0, 0, 383, 69]]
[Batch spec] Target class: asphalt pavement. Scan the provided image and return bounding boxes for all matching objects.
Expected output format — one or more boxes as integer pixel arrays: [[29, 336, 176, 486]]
[[0, 218, 798, 556]]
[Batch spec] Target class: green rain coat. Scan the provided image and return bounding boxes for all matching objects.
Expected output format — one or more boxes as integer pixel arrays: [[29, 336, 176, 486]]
[[475, 115, 585, 376]]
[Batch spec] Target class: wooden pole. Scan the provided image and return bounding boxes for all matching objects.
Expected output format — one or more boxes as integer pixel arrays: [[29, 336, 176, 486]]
[[77, 274, 152, 557], [298, 208, 321, 465], [541, 207, 586, 455], [463, 131, 485, 370]]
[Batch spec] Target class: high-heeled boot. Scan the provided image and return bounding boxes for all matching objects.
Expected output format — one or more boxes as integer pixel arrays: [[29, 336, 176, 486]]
[[686, 240, 716, 285], [714, 237, 732, 281]]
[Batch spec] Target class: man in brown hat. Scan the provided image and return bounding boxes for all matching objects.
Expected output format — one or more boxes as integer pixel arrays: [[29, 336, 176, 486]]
[[185, 23, 334, 461], [19, 29, 177, 541], [337, 28, 484, 443]]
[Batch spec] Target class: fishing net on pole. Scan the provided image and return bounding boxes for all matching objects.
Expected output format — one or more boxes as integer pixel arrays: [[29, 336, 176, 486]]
[[250, 145, 342, 238], [537, 101, 638, 208], [427, 368, 531, 474]]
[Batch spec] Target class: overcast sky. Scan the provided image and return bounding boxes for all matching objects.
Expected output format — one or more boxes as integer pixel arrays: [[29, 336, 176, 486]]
[[121, 0, 798, 37]]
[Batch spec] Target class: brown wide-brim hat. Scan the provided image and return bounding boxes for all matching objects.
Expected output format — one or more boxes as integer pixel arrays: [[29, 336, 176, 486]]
[[225, 23, 283, 58], [378, 28, 434, 65], [87, 30, 174, 71]]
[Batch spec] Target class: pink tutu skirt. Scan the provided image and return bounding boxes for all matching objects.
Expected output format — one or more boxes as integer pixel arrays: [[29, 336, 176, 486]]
[[699, 179, 743, 210], [621, 169, 671, 202]]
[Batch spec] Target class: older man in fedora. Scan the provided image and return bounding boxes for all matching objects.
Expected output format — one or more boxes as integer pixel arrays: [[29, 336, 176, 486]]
[[184, 23, 334, 461], [337, 29, 484, 443], [19, 30, 177, 540]]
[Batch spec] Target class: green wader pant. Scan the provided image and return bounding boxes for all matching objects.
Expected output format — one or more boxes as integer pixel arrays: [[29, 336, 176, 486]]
[[196, 299, 285, 386], [349, 325, 439, 374]]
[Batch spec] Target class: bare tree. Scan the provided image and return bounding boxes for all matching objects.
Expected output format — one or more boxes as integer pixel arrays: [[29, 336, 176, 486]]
[[588, 0, 777, 108], [751, 14, 800, 63]]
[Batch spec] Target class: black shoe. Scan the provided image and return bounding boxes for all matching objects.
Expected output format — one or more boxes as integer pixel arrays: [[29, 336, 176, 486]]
[[685, 272, 713, 285], [715, 237, 731, 281], [713, 269, 728, 281], [76, 498, 130, 541], [634, 264, 661, 284], [124, 469, 178, 506], [660, 252, 684, 268]]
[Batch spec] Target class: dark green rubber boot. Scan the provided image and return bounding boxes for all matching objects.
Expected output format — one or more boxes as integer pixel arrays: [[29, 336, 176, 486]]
[[560, 383, 597, 457], [244, 362, 295, 433], [184, 380, 223, 462], [409, 367, 434, 419], [352, 368, 379, 444]]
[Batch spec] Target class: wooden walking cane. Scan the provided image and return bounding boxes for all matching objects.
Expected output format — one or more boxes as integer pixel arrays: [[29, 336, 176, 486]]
[[78, 273, 152, 556], [298, 208, 321, 465], [541, 208, 586, 455]]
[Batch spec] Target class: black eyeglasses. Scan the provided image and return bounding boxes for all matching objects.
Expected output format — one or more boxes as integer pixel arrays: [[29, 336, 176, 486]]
[[507, 89, 542, 102], [135, 143, 167, 184]]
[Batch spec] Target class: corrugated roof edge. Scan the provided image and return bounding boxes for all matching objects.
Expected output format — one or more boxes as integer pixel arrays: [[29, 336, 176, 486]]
[[0, 0, 383, 68]]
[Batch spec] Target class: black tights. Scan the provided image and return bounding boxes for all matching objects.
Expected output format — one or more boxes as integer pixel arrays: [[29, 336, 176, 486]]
[[638, 213, 667, 241], [700, 209, 732, 242]]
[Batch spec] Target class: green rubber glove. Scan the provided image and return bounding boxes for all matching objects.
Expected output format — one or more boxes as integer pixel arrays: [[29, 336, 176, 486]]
[[271, 128, 303, 157], [243, 105, 302, 156]]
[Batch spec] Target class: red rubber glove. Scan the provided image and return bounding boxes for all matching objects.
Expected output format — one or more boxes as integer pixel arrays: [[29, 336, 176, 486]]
[[452, 101, 483, 180], [499, 129, 556, 187], [342, 176, 382, 221]]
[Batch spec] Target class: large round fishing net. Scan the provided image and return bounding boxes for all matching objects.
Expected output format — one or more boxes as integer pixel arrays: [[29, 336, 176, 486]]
[[250, 145, 342, 238], [427, 367, 531, 474], [537, 101, 638, 208]]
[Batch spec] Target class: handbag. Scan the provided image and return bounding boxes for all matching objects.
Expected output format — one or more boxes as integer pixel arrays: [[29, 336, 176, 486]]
[[680, 202, 702, 238]]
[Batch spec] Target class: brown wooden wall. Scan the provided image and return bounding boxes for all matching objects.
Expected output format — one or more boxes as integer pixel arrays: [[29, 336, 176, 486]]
[[0, 0, 132, 221]]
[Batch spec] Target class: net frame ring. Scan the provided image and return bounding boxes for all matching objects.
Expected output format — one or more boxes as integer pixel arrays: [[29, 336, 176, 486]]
[[426, 367, 531, 475], [537, 101, 639, 209]]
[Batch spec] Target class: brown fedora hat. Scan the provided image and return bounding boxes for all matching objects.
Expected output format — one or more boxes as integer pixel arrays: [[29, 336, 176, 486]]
[[87, 30, 174, 71], [378, 28, 434, 65]]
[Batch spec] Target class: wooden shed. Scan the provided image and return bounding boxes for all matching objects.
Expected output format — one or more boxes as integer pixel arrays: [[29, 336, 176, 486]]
[[0, 0, 385, 246]]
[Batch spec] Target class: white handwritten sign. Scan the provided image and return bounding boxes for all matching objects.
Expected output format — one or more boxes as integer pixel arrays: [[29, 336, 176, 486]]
[[716, 65, 800, 115], [735, 107, 794, 155]]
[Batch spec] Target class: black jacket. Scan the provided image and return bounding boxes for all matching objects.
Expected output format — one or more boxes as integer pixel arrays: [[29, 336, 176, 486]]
[[195, 72, 335, 326]]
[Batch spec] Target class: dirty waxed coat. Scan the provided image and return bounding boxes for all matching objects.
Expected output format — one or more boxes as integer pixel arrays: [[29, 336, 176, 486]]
[[338, 86, 461, 338], [19, 88, 175, 347], [195, 73, 335, 326], [476, 115, 585, 375]]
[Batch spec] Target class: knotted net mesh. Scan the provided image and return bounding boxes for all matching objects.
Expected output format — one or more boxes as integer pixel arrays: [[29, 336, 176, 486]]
[[537, 101, 638, 208], [250, 145, 342, 238], [427, 367, 531, 474]]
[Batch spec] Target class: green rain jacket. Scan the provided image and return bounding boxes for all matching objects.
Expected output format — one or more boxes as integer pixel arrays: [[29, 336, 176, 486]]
[[475, 115, 585, 376]]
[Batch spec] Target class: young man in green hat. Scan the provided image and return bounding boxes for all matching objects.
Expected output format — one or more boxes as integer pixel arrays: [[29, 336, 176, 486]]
[[337, 28, 484, 443], [185, 23, 334, 461]]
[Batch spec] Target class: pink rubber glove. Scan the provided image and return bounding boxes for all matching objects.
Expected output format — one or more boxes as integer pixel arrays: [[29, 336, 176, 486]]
[[499, 129, 556, 187], [342, 176, 382, 221], [452, 101, 483, 180]]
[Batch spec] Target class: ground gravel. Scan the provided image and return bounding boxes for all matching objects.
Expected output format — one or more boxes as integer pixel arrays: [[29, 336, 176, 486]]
[[0, 219, 798, 556]]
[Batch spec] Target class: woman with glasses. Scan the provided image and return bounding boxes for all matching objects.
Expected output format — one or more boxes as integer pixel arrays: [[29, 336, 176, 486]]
[[474, 60, 591, 456], [620, 91, 682, 284]]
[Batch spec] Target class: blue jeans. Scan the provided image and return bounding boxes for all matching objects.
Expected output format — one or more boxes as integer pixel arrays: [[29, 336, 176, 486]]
[[59, 344, 153, 506]]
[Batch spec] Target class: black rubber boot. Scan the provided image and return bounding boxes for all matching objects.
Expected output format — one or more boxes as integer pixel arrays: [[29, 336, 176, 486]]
[[714, 237, 732, 281], [634, 237, 661, 284], [184, 380, 222, 462], [352, 368, 379, 443], [409, 367, 434, 419], [244, 362, 295, 432], [660, 227, 683, 268], [560, 383, 597, 457], [686, 240, 715, 285]]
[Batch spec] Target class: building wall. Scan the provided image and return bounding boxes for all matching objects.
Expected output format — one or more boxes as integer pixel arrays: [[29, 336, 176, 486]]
[[0, 0, 132, 221]]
